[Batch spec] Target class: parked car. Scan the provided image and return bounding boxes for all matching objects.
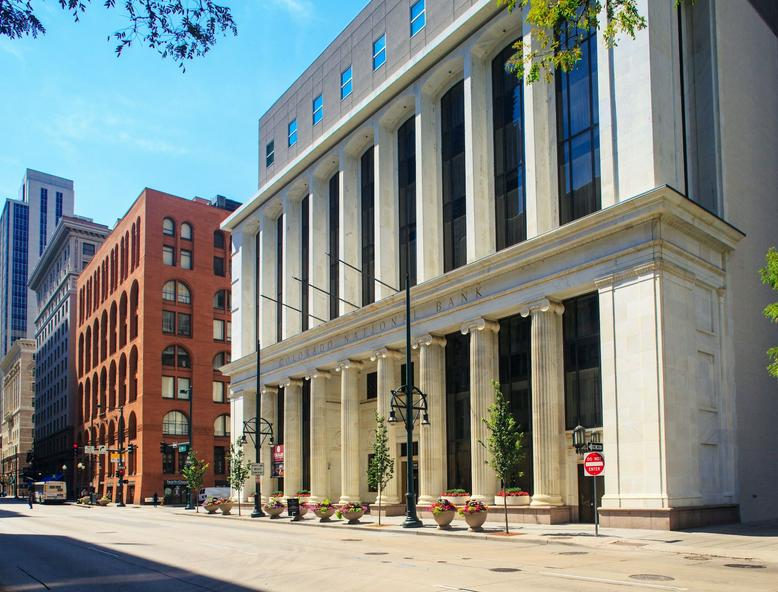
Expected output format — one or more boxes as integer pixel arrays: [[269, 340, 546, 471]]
[[198, 487, 231, 504]]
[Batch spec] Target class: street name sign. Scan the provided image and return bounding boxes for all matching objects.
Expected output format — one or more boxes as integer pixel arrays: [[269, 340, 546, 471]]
[[586, 442, 604, 452], [250, 463, 264, 476], [583, 452, 604, 477]]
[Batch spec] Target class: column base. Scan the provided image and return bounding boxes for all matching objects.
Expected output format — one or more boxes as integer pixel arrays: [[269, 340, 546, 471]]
[[338, 495, 360, 505], [531, 494, 564, 507], [417, 495, 437, 506], [598, 505, 740, 530]]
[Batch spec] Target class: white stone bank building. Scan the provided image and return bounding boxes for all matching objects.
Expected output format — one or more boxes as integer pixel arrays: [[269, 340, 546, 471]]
[[222, 0, 778, 529]]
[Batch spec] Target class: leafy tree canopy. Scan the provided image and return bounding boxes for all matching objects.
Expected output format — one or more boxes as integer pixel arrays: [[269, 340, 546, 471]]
[[0, 0, 236, 69], [760, 247, 778, 378]]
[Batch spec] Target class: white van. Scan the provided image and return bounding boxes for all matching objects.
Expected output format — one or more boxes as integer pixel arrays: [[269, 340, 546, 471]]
[[198, 487, 231, 504]]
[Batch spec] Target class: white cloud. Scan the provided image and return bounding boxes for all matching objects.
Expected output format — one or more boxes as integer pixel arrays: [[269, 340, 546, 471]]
[[266, 0, 315, 19], [0, 40, 25, 63]]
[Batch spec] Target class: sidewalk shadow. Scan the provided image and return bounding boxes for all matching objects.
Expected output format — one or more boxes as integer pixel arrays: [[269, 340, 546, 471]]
[[686, 519, 778, 538], [0, 533, 266, 592]]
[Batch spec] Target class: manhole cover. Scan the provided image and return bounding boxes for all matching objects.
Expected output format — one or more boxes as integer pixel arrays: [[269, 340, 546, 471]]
[[437, 560, 447, 564], [365, 552, 388, 556], [403, 557, 413, 560], [489, 568, 521, 573], [461, 557, 471, 560], [684, 555, 711, 561], [556, 551, 588, 556], [342, 538, 362, 542], [725, 563, 766, 569], [630, 575, 675, 582]]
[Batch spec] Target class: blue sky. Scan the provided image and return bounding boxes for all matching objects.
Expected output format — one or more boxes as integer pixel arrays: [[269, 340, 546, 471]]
[[0, 0, 366, 225]]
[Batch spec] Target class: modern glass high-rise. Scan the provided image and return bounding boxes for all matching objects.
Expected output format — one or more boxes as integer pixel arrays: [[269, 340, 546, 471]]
[[0, 169, 75, 356]]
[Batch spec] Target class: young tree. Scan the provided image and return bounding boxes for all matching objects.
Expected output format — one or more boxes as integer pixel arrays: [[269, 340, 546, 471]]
[[228, 443, 251, 516], [367, 412, 395, 526], [760, 247, 778, 379], [481, 380, 527, 534], [0, 0, 237, 70], [181, 450, 208, 514], [498, 0, 691, 84]]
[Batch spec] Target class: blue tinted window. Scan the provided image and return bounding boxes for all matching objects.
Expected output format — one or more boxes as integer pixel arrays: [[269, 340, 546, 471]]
[[266, 140, 275, 167], [312, 94, 323, 126], [340, 66, 353, 100], [55, 191, 63, 225], [410, 0, 426, 36], [288, 119, 298, 147], [39, 188, 47, 255], [373, 34, 386, 71]]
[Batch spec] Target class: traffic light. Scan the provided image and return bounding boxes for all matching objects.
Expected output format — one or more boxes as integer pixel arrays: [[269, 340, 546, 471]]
[[72, 443, 79, 453], [117, 467, 125, 479]]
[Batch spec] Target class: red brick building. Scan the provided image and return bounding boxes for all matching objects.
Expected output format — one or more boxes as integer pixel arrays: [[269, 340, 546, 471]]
[[75, 189, 239, 504]]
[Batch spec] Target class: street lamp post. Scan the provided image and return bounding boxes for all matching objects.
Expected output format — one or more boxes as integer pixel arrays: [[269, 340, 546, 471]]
[[116, 406, 126, 507], [251, 339, 264, 517], [182, 384, 195, 510], [239, 411, 274, 517]]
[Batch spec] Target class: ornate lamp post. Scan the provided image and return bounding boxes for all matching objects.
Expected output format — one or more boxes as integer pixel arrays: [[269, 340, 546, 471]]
[[181, 384, 195, 510], [239, 406, 274, 517]]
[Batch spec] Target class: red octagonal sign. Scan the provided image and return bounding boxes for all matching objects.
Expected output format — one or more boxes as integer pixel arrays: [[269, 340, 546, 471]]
[[583, 452, 604, 477]]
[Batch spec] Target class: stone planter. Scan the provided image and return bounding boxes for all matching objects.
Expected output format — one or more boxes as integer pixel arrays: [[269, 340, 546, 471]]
[[342, 510, 364, 525], [432, 510, 456, 529], [314, 507, 336, 522], [441, 495, 469, 506], [463, 511, 488, 531], [494, 495, 530, 506], [297, 504, 309, 517], [203, 504, 219, 514], [219, 502, 234, 515], [97, 499, 110, 507], [264, 505, 285, 518]]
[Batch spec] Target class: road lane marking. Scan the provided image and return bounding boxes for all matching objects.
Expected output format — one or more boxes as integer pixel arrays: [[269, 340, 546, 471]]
[[539, 572, 687, 591]]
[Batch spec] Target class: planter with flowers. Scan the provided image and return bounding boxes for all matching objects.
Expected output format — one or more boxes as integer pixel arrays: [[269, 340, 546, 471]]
[[312, 498, 336, 522], [97, 495, 111, 507], [337, 501, 365, 525], [440, 489, 470, 505], [271, 490, 284, 498], [431, 498, 457, 529], [263, 497, 285, 518], [494, 488, 530, 506], [203, 497, 220, 514], [212, 497, 233, 515], [458, 499, 488, 531]]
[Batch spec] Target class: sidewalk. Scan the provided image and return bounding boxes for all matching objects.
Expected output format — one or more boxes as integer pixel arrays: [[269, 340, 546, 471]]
[[171, 505, 778, 565]]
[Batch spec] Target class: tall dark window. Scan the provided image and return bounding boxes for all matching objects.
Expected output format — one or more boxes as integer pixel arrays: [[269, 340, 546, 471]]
[[493, 42, 527, 250], [39, 187, 48, 255], [556, 20, 600, 224], [301, 195, 310, 331], [277, 387, 285, 446], [361, 147, 375, 306], [214, 446, 226, 474], [276, 215, 283, 341], [55, 191, 63, 225], [441, 81, 467, 272], [162, 448, 175, 474], [498, 314, 532, 493], [328, 173, 340, 320], [302, 380, 311, 490], [397, 117, 417, 289], [563, 293, 602, 429], [445, 330, 471, 491], [366, 371, 377, 400]]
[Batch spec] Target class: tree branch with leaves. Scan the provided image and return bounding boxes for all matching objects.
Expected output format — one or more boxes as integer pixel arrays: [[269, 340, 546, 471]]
[[367, 412, 395, 526], [228, 443, 251, 516], [760, 247, 778, 378], [181, 450, 208, 513]]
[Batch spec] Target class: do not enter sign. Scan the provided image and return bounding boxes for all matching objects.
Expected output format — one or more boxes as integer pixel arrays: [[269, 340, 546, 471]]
[[583, 452, 604, 477]]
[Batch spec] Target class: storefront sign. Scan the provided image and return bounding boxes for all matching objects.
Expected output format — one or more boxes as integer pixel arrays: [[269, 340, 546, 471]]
[[271, 445, 284, 478]]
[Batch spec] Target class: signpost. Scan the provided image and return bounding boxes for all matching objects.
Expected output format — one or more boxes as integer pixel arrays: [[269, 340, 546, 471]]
[[250, 463, 264, 477], [583, 452, 605, 536]]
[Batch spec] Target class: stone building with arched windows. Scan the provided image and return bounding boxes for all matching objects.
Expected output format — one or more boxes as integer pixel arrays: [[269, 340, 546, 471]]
[[222, 0, 778, 529], [74, 189, 240, 505]]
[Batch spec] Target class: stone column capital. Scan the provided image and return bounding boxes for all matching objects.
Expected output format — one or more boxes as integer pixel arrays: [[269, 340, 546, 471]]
[[260, 385, 278, 396], [306, 369, 331, 380], [281, 378, 304, 389], [519, 298, 564, 318], [335, 359, 362, 373], [460, 318, 499, 335], [412, 334, 447, 349], [370, 348, 402, 361]]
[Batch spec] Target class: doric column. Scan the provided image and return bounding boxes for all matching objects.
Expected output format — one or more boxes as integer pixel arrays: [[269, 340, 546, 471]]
[[371, 348, 401, 504], [282, 378, 303, 498], [461, 318, 500, 500], [373, 122, 399, 300], [259, 386, 278, 502], [281, 194, 301, 339], [415, 87, 443, 282], [338, 148, 360, 313], [415, 334, 447, 505], [231, 390, 257, 502], [230, 225, 258, 359], [464, 49, 495, 262], [308, 173, 329, 329], [308, 370, 331, 503], [336, 359, 362, 503], [522, 299, 566, 506], [523, 21, 559, 239], [258, 214, 278, 345]]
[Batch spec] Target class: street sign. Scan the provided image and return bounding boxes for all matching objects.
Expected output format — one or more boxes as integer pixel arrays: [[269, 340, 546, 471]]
[[583, 452, 604, 477], [98, 445, 108, 455], [250, 463, 264, 476], [586, 442, 604, 453], [84, 445, 96, 454], [110, 452, 121, 464], [178, 443, 190, 454]]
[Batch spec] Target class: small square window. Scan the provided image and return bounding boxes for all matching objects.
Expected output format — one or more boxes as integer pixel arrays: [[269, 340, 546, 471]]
[[312, 94, 323, 126], [82, 243, 95, 256], [180, 249, 192, 270], [266, 140, 275, 167], [162, 376, 175, 399], [340, 66, 353, 100], [178, 377, 191, 399], [373, 34, 386, 71], [410, 0, 426, 37], [162, 311, 176, 334], [213, 256, 225, 277], [163, 246, 175, 266], [212, 381, 225, 403], [288, 119, 298, 147], [178, 313, 192, 337]]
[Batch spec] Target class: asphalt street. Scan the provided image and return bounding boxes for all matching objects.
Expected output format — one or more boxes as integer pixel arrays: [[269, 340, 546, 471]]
[[0, 498, 775, 591]]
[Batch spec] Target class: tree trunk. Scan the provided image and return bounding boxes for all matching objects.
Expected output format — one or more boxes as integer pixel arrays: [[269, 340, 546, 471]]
[[238, 487, 242, 516], [502, 479, 508, 534], [378, 485, 382, 526]]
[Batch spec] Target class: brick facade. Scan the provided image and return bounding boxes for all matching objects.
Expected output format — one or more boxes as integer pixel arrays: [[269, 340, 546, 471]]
[[75, 189, 235, 505]]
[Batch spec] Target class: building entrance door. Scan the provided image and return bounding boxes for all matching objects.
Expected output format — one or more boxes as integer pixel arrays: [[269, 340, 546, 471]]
[[577, 465, 603, 523]]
